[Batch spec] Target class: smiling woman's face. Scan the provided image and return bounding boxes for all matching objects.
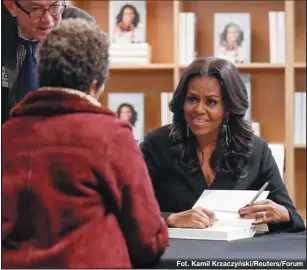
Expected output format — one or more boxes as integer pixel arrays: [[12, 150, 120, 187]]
[[226, 25, 239, 44], [183, 76, 225, 138], [119, 106, 133, 122], [122, 7, 135, 24]]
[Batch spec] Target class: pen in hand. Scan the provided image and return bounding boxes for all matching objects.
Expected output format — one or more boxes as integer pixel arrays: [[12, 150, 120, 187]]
[[243, 181, 270, 208]]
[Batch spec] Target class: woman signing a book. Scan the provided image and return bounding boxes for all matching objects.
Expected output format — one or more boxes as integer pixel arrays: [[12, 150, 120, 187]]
[[140, 57, 305, 233]]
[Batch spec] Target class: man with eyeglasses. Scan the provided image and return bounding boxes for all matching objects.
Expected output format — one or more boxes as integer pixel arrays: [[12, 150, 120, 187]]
[[2, 0, 95, 124]]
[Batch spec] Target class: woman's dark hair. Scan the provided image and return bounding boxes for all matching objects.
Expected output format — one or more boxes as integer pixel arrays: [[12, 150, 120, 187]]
[[116, 4, 140, 27], [117, 103, 138, 126], [219, 23, 244, 46], [168, 57, 253, 180]]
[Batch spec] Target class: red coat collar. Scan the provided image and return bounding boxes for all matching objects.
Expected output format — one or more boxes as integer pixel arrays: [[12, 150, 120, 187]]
[[10, 87, 116, 118]]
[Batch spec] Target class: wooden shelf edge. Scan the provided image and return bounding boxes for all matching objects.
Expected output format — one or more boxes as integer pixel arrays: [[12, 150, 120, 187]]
[[236, 63, 285, 69], [294, 62, 306, 68], [110, 63, 174, 70], [294, 144, 306, 149], [298, 209, 306, 221], [178, 63, 285, 69], [267, 142, 285, 146]]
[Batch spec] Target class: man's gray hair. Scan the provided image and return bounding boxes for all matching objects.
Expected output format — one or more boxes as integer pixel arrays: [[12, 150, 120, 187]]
[[37, 18, 109, 92]]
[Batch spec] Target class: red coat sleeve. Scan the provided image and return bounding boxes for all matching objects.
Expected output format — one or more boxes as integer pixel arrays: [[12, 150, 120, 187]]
[[105, 120, 169, 267]]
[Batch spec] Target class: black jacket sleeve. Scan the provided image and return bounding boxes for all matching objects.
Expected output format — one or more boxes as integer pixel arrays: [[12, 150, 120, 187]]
[[140, 130, 173, 222], [258, 141, 305, 232]]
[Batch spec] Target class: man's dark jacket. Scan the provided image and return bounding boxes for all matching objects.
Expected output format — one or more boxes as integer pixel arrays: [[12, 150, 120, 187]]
[[1, 3, 95, 124]]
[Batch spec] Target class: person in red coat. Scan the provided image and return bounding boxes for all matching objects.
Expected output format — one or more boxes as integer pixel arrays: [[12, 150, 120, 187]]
[[2, 18, 168, 268]]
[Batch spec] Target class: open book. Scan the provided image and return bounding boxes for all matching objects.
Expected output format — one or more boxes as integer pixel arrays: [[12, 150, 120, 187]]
[[168, 190, 269, 241]]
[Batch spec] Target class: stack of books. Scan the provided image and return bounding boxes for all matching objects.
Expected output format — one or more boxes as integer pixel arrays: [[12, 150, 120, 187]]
[[269, 11, 286, 63], [109, 43, 151, 64]]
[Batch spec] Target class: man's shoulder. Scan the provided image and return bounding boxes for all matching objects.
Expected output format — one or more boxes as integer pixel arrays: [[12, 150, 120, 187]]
[[2, 3, 18, 46], [63, 5, 95, 23]]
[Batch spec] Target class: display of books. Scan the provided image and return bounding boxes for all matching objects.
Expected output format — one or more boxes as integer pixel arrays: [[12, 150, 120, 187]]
[[214, 13, 251, 64], [108, 93, 145, 143]]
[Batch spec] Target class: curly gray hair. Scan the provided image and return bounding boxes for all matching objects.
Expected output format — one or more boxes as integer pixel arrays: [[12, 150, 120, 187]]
[[37, 18, 109, 92]]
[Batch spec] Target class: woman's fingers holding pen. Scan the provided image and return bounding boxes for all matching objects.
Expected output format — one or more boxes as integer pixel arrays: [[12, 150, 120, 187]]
[[239, 201, 270, 219], [238, 199, 291, 224]]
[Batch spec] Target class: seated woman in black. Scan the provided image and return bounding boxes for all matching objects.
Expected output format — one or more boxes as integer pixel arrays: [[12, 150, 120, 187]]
[[140, 57, 305, 232]]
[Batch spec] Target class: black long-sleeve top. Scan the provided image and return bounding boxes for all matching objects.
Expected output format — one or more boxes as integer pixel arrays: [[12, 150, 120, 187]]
[[140, 125, 305, 233]]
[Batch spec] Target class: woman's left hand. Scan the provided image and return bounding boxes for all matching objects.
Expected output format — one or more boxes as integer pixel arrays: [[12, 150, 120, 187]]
[[238, 199, 291, 225]]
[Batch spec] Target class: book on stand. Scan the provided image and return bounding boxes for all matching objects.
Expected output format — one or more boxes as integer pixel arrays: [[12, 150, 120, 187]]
[[109, 1, 151, 64], [108, 93, 145, 143], [214, 13, 251, 64]]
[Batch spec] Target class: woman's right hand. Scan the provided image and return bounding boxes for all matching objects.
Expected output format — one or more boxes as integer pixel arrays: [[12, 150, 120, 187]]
[[166, 207, 216, 228]]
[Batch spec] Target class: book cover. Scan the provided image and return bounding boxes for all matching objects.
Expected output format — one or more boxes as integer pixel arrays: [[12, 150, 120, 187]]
[[214, 13, 251, 64], [108, 93, 144, 143], [109, 1, 146, 44], [239, 73, 252, 121]]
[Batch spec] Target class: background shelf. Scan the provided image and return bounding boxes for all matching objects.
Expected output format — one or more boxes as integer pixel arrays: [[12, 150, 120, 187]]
[[110, 64, 174, 70]]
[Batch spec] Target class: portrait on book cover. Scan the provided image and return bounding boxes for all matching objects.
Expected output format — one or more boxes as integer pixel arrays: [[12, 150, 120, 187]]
[[109, 1, 146, 44], [214, 13, 251, 64], [108, 93, 144, 142]]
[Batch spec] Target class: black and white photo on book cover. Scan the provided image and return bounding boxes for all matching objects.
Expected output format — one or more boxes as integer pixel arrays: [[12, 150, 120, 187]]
[[109, 1, 146, 44], [108, 93, 144, 142], [214, 13, 251, 64]]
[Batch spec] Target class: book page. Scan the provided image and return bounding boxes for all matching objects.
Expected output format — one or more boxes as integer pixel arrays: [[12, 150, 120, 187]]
[[193, 190, 269, 212]]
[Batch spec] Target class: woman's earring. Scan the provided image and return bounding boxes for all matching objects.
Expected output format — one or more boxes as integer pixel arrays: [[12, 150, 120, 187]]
[[223, 117, 231, 146], [187, 124, 190, 138]]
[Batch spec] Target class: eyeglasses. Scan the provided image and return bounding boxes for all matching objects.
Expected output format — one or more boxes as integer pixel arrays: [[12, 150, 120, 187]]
[[14, 0, 66, 20]]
